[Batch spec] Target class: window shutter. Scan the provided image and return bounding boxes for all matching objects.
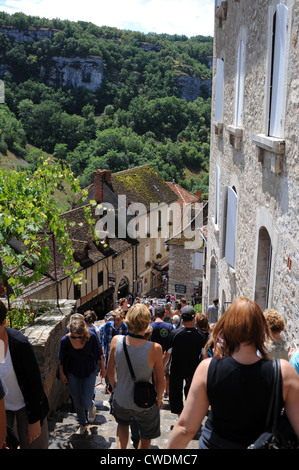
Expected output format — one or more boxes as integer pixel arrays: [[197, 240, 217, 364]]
[[215, 58, 224, 122], [145, 244, 149, 262], [235, 40, 245, 126], [215, 166, 220, 225], [225, 187, 238, 268], [269, 3, 288, 138], [194, 252, 204, 270]]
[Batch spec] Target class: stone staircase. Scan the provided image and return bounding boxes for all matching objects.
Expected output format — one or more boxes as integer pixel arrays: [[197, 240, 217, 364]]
[[48, 379, 200, 450]]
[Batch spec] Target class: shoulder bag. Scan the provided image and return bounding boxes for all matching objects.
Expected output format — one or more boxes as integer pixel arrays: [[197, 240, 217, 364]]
[[123, 337, 157, 408], [248, 358, 299, 449]]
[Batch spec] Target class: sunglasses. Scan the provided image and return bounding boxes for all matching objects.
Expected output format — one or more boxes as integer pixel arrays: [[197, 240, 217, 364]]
[[70, 335, 84, 339]]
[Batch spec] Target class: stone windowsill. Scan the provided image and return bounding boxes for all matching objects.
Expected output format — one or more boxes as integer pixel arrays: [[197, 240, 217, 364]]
[[252, 133, 285, 174], [214, 121, 223, 137], [227, 124, 243, 150]]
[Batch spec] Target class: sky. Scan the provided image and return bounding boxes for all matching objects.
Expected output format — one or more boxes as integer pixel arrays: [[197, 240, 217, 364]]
[[0, 0, 215, 37]]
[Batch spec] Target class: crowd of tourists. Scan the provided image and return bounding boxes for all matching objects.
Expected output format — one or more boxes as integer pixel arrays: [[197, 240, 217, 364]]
[[0, 293, 299, 450]]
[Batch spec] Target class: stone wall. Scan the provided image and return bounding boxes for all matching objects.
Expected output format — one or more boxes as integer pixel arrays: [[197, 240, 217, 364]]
[[205, 0, 299, 341], [21, 300, 76, 415]]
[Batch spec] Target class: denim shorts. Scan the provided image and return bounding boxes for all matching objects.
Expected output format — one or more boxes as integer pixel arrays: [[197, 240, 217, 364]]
[[112, 399, 161, 440]]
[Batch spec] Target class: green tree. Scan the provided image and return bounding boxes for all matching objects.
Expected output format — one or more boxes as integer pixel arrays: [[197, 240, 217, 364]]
[[0, 158, 92, 306]]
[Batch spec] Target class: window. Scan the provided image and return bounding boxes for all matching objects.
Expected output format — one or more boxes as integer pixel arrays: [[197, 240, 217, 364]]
[[194, 252, 204, 270], [234, 40, 245, 127], [145, 244, 149, 262], [214, 58, 224, 133], [268, 3, 288, 138], [224, 187, 238, 268], [98, 270, 103, 287], [74, 283, 81, 300], [215, 166, 220, 226]]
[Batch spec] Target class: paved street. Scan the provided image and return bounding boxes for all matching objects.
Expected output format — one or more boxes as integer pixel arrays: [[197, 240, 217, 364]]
[[48, 379, 201, 450]]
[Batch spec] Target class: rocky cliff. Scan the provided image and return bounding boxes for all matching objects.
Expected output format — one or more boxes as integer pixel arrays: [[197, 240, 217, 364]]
[[0, 26, 212, 99], [40, 56, 104, 91]]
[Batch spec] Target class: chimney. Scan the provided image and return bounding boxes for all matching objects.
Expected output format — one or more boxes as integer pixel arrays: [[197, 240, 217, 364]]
[[94, 169, 112, 202]]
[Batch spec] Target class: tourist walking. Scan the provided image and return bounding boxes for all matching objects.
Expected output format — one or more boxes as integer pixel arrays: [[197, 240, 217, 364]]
[[150, 305, 173, 398], [163, 305, 206, 416], [101, 308, 128, 392], [107, 303, 165, 449], [167, 298, 299, 449], [150, 306, 173, 351], [0, 377, 7, 449], [58, 315, 106, 434], [0, 300, 49, 448], [263, 308, 289, 360], [207, 298, 219, 324]]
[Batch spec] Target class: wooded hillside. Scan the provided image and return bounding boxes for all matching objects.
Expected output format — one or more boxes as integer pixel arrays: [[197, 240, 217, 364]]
[[0, 11, 213, 206]]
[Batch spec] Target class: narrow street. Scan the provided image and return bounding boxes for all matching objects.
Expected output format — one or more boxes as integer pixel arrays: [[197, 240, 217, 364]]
[[48, 379, 201, 450]]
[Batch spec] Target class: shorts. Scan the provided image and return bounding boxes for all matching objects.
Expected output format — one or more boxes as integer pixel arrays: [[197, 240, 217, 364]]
[[112, 399, 161, 440]]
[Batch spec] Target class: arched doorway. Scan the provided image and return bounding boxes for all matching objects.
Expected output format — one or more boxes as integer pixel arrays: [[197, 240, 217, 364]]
[[117, 277, 130, 299], [255, 227, 272, 311]]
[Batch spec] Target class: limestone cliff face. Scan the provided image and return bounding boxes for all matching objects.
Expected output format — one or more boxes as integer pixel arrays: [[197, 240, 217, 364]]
[[0, 26, 58, 42], [0, 26, 212, 99], [176, 74, 212, 101], [40, 56, 104, 91]]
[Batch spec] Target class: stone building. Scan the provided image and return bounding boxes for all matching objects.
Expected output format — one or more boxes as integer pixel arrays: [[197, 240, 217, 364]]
[[86, 165, 179, 299], [205, 0, 298, 338]]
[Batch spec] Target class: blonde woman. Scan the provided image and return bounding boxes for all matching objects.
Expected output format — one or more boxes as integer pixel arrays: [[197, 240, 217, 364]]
[[107, 303, 165, 449], [264, 309, 289, 360], [58, 315, 105, 434]]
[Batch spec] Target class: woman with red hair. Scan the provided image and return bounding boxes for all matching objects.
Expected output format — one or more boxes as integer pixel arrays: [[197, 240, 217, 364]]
[[167, 298, 299, 449]]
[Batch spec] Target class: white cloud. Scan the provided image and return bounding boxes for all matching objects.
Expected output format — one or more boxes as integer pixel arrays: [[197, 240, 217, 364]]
[[0, 0, 215, 37]]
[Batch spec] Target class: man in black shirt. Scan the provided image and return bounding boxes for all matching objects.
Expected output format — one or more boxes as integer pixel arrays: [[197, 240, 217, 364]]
[[163, 305, 205, 416]]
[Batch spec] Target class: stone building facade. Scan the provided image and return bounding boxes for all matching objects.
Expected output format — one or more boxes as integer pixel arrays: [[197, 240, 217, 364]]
[[205, 0, 298, 339]]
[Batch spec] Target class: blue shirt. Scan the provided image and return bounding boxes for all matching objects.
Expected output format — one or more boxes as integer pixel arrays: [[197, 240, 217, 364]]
[[150, 321, 173, 351], [101, 320, 128, 360], [58, 331, 102, 378]]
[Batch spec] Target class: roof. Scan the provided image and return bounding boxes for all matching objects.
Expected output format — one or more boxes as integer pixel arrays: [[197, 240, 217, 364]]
[[165, 181, 200, 206], [11, 203, 135, 300], [84, 165, 179, 211]]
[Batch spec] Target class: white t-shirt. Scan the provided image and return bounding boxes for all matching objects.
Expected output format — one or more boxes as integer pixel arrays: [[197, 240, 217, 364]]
[[0, 346, 25, 411]]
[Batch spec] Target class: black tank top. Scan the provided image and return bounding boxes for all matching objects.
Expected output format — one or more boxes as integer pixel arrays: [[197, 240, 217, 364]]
[[205, 357, 284, 446]]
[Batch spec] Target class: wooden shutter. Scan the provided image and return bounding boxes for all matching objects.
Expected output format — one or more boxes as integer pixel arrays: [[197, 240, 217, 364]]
[[235, 40, 245, 127], [215, 58, 224, 122], [225, 187, 238, 268], [269, 3, 288, 138]]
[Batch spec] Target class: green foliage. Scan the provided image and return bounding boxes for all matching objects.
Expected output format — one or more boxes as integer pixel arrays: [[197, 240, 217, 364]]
[[0, 104, 27, 155], [6, 304, 36, 330], [0, 158, 91, 303], [0, 12, 212, 196]]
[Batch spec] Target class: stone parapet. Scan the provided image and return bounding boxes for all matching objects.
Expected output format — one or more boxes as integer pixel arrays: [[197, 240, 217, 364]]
[[21, 300, 76, 415]]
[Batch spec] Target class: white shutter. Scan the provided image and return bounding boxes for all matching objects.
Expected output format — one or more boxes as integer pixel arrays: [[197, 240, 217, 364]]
[[269, 3, 288, 138], [194, 252, 204, 270], [215, 58, 224, 122], [145, 244, 149, 262], [235, 40, 245, 127], [225, 187, 238, 268], [215, 166, 220, 225]]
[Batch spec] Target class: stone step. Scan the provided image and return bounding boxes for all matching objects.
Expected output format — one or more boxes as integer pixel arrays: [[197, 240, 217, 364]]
[[48, 382, 200, 450]]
